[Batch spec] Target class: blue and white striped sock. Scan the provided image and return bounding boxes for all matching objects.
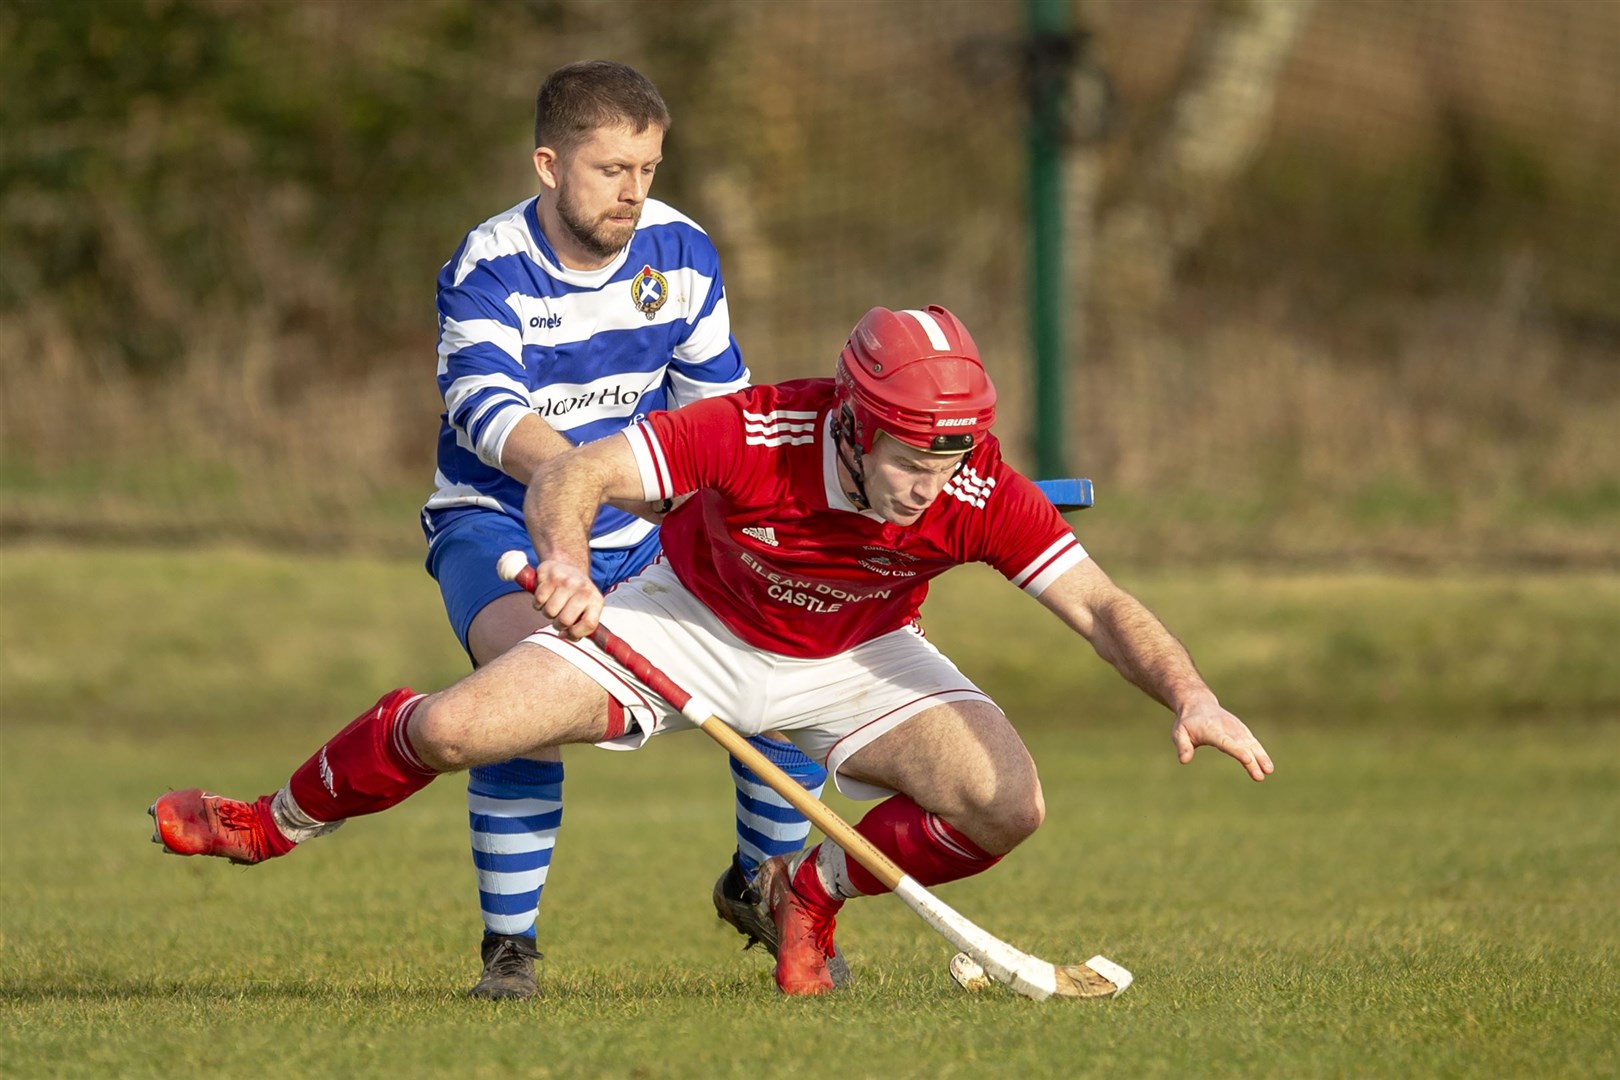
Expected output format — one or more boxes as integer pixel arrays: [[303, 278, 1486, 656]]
[[732, 736, 827, 878], [467, 758, 563, 940]]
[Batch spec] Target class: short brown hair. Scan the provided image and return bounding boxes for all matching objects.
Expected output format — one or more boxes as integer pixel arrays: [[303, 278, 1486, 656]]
[[534, 61, 671, 154]]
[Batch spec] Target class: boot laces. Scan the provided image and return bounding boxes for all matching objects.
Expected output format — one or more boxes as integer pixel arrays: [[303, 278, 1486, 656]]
[[792, 887, 837, 959], [209, 796, 268, 861], [487, 938, 541, 977], [212, 797, 258, 833], [811, 915, 836, 959]]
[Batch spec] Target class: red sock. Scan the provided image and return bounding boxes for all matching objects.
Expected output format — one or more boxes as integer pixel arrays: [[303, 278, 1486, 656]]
[[790, 848, 842, 912], [285, 688, 437, 823], [842, 794, 1003, 896], [251, 795, 298, 857]]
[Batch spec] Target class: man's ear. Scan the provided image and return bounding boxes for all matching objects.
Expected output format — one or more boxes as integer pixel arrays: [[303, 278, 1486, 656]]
[[533, 146, 561, 191]]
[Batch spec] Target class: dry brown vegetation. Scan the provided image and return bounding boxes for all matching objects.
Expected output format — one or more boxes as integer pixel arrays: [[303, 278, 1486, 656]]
[[2, 0, 1615, 564]]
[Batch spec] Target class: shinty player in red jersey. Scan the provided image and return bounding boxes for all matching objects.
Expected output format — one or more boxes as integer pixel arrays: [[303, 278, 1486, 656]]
[[150, 305, 1273, 996]]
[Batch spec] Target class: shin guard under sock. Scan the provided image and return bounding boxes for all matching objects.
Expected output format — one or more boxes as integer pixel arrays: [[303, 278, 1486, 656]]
[[802, 795, 1004, 901], [284, 688, 437, 825]]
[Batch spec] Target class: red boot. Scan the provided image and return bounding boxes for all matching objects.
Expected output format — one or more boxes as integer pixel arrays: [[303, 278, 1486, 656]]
[[758, 855, 841, 996], [148, 789, 292, 865]]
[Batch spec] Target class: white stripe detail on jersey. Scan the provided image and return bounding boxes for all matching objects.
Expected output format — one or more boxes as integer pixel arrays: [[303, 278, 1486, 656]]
[[444, 373, 531, 467], [744, 420, 816, 435], [743, 408, 818, 422], [481, 405, 530, 470], [945, 464, 995, 493], [447, 200, 543, 288], [466, 391, 521, 433], [1010, 535, 1076, 588], [437, 316, 523, 375], [666, 365, 750, 411], [943, 465, 997, 508], [743, 410, 816, 430], [444, 372, 530, 423], [626, 426, 673, 501], [745, 432, 816, 446], [672, 294, 732, 365], [588, 515, 657, 550], [637, 197, 709, 233], [900, 308, 951, 350], [1010, 536, 1089, 597], [743, 407, 818, 446]]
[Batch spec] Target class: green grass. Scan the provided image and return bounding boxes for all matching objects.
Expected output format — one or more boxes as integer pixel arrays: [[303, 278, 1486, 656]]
[[2, 546, 1617, 1078]]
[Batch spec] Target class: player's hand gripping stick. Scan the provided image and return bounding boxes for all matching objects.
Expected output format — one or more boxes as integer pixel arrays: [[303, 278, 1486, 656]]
[[497, 551, 1131, 1002]]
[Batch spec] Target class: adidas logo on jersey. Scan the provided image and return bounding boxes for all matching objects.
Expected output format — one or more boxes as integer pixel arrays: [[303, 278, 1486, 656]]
[[742, 526, 780, 546]]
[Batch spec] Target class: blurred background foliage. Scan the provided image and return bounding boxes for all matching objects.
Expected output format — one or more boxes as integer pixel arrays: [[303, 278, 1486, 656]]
[[1, 0, 1616, 564]]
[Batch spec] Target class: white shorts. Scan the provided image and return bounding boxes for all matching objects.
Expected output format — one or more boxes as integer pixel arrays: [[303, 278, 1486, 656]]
[[525, 561, 993, 801]]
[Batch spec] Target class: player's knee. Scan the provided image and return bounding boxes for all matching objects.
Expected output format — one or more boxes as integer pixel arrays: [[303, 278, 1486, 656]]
[[953, 770, 1044, 851], [992, 774, 1045, 846], [408, 695, 477, 772]]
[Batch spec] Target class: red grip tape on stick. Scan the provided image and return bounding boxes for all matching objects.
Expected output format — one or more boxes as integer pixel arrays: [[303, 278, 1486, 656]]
[[506, 557, 692, 711]]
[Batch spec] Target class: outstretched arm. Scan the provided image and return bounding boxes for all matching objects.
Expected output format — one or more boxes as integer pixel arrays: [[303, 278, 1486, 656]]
[[1036, 559, 1274, 781], [520, 433, 647, 639]]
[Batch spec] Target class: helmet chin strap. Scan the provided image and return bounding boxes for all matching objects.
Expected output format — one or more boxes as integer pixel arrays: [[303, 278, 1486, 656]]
[[834, 409, 871, 510], [835, 409, 981, 513]]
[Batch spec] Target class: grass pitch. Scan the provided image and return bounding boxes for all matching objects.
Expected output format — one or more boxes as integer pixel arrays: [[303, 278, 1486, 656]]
[[2, 546, 1617, 1079]]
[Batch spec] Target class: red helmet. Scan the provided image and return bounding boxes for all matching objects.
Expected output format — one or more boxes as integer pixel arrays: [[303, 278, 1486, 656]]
[[834, 306, 997, 455]]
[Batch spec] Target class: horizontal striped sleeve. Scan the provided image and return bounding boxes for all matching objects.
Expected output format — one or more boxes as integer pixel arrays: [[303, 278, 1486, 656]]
[[437, 315, 522, 375], [443, 372, 531, 468], [436, 277, 523, 373], [624, 425, 674, 502], [587, 513, 658, 550], [667, 354, 749, 409], [438, 285, 522, 331], [672, 291, 732, 365], [668, 292, 748, 408], [1009, 535, 1089, 597]]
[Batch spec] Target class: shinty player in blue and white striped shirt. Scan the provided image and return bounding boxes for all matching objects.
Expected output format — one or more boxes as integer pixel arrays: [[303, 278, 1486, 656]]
[[419, 61, 844, 998]]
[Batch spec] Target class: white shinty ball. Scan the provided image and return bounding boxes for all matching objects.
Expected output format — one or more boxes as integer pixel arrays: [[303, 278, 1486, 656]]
[[496, 550, 530, 583]]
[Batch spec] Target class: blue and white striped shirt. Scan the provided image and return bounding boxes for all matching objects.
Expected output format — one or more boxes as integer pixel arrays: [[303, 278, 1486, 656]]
[[422, 196, 749, 550]]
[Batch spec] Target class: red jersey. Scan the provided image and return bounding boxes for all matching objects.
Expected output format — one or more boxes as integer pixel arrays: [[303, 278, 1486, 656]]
[[624, 379, 1087, 659]]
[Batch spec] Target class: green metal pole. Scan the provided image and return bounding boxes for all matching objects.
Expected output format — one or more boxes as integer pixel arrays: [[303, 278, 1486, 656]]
[[1026, 0, 1067, 477]]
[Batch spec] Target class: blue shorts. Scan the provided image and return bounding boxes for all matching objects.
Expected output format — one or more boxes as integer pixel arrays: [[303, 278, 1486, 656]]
[[425, 510, 663, 656]]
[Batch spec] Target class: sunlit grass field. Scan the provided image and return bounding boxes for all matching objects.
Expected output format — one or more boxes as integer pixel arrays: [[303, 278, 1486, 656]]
[[2, 546, 1617, 1079]]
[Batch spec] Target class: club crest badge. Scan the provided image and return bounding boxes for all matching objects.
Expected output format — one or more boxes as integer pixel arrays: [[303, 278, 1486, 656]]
[[632, 265, 669, 320]]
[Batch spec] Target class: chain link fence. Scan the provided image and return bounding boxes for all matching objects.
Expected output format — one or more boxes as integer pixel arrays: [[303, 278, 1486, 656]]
[[2, 0, 1615, 563]]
